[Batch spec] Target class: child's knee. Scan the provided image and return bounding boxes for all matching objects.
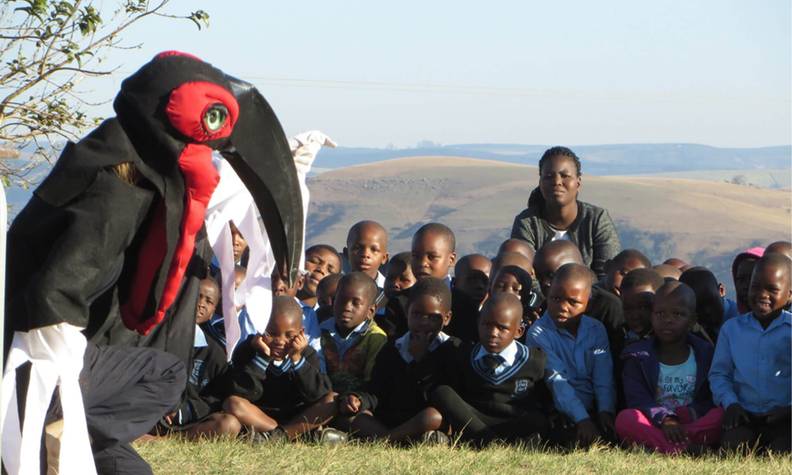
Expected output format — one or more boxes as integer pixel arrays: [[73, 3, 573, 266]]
[[614, 409, 643, 436], [214, 413, 242, 435], [222, 395, 247, 416], [421, 406, 443, 428], [429, 385, 455, 406]]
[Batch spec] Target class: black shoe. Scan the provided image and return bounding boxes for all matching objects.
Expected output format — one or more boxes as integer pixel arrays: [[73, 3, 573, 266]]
[[421, 430, 450, 445], [250, 427, 288, 444], [314, 427, 348, 445]]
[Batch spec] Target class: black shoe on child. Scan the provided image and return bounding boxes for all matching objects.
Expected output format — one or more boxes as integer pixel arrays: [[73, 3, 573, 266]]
[[250, 427, 288, 444], [313, 427, 348, 445]]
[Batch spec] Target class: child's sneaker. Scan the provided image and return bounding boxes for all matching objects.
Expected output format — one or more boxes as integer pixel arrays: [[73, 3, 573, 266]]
[[250, 427, 288, 444]]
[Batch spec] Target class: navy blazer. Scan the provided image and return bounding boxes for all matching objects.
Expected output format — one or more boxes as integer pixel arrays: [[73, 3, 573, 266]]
[[620, 334, 715, 426]]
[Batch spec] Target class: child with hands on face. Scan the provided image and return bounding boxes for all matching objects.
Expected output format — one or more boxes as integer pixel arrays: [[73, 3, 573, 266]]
[[222, 297, 334, 442]]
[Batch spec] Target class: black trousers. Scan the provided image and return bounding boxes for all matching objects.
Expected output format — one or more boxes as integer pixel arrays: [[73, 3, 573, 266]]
[[429, 385, 548, 444], [722, 412, 791, 453], [81, 343, 186, 475]]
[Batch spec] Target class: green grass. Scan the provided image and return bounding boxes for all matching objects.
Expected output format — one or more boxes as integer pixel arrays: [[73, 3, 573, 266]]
[[136, 438, 791, 475]]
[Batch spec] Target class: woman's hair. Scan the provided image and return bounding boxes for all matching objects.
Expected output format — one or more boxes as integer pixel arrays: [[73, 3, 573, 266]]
[[538, 146, 582, 177], [528, 146, 583, 209]]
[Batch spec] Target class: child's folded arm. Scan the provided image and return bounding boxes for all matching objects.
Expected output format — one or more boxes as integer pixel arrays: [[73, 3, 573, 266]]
[[707, 329, 739, 409]]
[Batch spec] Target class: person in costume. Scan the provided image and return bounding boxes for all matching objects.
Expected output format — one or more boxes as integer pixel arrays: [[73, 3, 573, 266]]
[[2, 51, 305, 474]]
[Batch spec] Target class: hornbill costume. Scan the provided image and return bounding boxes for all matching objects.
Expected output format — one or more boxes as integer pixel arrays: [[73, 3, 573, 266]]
[[1, 52, 304, 474]]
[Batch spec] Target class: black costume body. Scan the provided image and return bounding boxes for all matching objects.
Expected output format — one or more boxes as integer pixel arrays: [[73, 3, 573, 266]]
[[4, 52, 304, 474]]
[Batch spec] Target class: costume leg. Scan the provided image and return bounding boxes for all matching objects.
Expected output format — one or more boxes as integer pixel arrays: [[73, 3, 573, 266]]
[[615, 409, 679, 454], [93, 443, 153, 475], [81, 343, 186, 474]]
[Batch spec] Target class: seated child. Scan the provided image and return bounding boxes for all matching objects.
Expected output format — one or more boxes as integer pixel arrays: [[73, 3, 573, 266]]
[[378, 252, 416, 338], [679, 267, 724, 343], [347, 277, 461, 442], [653, 264, 682, 281], [223, 296, 334, 442], [316, 273, 342, 324], [710, 253, 791, 453], [603, 249, 652, 297], [272, 267, 320, 350], [452, 254, 492, 307], [766, 240, 792, 259], [534, 240, 625, 359], [664, 258, 689, 271], [490, 265, 540, 326], [526, 263, 616, 448], [385, 223, 457, 337], [729, 247, 765, 319], [616, 281, 723, 454], [345, 220, 389, 288], [447, 254, 492, 343], [620, 268, 665, 345], [229, 220, 249, 266], [320, 273, 388, 424], [497, 238, 536, 263], [384, 252, 417, 299], [165, 278, 239, 438], [431, 293, 549, 446], [410, 222, 457, 283], [298, 244, 343, 309]]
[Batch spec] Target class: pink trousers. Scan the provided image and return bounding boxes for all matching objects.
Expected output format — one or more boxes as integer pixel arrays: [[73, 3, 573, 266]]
[[615, 406, 724, 454]]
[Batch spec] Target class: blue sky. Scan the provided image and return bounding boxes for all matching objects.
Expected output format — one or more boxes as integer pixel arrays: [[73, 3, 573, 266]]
[[86, 0, 790, 148]]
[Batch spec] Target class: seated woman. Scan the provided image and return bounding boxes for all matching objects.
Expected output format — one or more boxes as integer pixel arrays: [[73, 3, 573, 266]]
[[510, 146, 620, 280]]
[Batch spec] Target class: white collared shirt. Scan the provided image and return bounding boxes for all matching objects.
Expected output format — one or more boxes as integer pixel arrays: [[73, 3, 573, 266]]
[[394, 331, 450, 363], [474, 340, 520, 375]]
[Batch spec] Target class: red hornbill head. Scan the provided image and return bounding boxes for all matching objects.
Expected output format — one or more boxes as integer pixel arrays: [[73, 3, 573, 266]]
[[112, 51, 303, 333]]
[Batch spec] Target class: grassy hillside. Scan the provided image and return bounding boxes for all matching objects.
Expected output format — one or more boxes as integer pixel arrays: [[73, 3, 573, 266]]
[[306, 156, 790, 292], [137, 438, 792, 475]]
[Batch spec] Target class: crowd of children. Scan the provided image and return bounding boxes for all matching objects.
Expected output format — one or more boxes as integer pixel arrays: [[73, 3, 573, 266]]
[[161, 206, 791, 456]]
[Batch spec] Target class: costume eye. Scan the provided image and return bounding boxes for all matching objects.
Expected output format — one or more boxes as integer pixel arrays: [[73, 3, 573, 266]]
[[203, 103, 229, 133]]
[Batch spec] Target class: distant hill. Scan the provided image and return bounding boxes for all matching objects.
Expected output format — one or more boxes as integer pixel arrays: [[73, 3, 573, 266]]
[[306, 156, 791, 295], [314, 143, 791, 179]]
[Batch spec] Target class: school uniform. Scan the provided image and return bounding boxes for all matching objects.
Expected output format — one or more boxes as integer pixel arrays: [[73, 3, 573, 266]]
[[445, 288, 481, 344], [616, 335, 723, 453], [318, 318, 388, 394], [709, 311, 791, 451], [378, 289, 409, 341], [226, 343, 331, 422], [430, 340, 550, 443], [526, 313, 616, 444], [170, 323, 229, 427], [298, 299, 322, 351], [354, 332, 461, 427]]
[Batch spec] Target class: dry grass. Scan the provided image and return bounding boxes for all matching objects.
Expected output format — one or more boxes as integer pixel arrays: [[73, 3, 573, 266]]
[[136, 437, 792, 475]]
